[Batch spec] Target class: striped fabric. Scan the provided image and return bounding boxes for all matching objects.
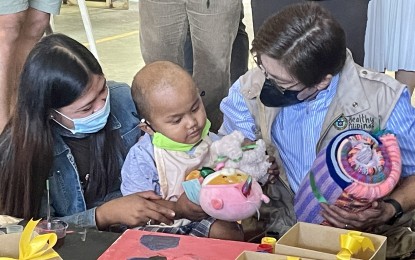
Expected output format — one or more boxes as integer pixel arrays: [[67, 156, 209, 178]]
[[294, 149, 343, 224], [271, 75, 339, 192], [221, 77, 415, 194], [294, 129, 401, 224], [364, 0, 415, 71], [221, 74, 340, 193]]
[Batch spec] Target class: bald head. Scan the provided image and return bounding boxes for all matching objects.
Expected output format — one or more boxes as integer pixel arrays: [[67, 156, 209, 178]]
[[132, 61, 196, 121]]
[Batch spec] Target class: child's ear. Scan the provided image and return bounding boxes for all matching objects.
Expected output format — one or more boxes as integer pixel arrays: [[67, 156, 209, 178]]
[[139, 119, 155, 135]]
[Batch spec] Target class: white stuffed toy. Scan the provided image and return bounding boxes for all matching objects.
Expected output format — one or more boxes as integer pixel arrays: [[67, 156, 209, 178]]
[[210, 130, 271, 183]]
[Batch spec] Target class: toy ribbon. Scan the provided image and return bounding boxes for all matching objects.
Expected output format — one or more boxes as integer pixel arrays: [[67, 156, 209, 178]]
[[0, 219, 60, 260], [214, 144, 258, 163], [336, 231, 375, 260], [309, 171, 328, 203]]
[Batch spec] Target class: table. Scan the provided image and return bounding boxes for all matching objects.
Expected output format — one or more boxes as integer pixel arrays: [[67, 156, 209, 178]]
[[55, 227, 120, 260], [99, 229, 259, 260], [3, 224, 259, 259]]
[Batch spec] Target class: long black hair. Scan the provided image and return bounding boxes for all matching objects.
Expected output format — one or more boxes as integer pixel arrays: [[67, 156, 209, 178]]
[[0, 33, 125, 219]]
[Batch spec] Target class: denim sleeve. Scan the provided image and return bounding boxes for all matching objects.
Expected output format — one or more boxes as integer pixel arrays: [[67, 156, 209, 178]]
[[40, 190, 98, 228], [121, 134, 158, 196], [58, 208, 97, 229], [220, 79, 257, 140], [108, 81, 141, 148], [385, 88, 415, 177]]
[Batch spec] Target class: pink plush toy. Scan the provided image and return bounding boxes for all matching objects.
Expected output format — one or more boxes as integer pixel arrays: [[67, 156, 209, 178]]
[[199, 168, 270, 222], [182, 131, 271, 221]]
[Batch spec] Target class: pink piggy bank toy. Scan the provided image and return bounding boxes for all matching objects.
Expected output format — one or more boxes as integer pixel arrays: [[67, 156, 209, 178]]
[[199, 168, 270, 221]]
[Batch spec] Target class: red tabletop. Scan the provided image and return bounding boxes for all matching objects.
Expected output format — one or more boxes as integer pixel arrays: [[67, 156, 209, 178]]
[[99, 229, 258, 260]]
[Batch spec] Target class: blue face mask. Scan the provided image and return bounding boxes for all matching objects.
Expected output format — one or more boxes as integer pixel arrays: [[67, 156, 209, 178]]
[[53, 91, 111, 134]]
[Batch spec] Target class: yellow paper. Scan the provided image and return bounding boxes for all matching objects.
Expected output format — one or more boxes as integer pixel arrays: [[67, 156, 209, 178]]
[[0, 219, 60, 260]]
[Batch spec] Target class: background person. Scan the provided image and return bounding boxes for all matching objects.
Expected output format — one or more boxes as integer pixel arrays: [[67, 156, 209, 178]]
[[183, 1, 249, 85], [0, 0, 62, 133], [138, 0, 241, 132], [250, 0, 369, 66], [364, 0, 415, 96]]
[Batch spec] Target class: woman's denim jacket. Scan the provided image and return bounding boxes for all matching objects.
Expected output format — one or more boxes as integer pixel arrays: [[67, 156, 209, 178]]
[[39, 81, 141, 228]]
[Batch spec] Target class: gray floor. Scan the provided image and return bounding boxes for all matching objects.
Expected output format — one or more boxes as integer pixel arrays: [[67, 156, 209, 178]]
[[53, 0, 254, 85]]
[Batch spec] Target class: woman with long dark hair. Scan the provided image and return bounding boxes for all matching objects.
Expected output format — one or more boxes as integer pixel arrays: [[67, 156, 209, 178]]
[[0, 33, 175, 229]]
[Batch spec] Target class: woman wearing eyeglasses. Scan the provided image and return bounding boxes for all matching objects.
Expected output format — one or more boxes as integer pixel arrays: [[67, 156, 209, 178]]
[[219, 2, 415, 258]]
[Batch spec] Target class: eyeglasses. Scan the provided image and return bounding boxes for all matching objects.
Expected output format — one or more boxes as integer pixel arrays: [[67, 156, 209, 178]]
[[253, 56, 301, 94]]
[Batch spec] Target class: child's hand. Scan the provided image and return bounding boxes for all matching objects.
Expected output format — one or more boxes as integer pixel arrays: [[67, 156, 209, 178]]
[[267, 156, 280, 183], [175, 193, 208, 221]]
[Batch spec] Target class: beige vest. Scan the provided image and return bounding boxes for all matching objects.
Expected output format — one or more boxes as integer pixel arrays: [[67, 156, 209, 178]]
[[232, 50, 405, 188], [228, 51, 414, 257], [152, 136, 213, 227]]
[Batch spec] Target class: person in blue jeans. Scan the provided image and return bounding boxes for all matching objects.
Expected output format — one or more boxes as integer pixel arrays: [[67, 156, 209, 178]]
[[0, 34, 175, 230]]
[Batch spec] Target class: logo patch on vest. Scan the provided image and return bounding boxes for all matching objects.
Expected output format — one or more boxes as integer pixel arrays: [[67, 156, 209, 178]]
[[333, 115, 348, 130], [347, 114, 375, 130]]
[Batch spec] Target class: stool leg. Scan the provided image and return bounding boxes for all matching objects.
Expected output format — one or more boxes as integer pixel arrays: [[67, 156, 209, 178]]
[[78, 0, 100, 60], [45, 15, 54, 35]]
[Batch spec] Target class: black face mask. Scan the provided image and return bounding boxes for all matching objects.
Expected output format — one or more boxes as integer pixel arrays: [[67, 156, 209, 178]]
[[260, 79, 306, 107]]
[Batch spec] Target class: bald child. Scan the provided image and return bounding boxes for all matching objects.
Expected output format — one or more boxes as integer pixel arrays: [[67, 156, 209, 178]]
[[121, 61, 243, 241]]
